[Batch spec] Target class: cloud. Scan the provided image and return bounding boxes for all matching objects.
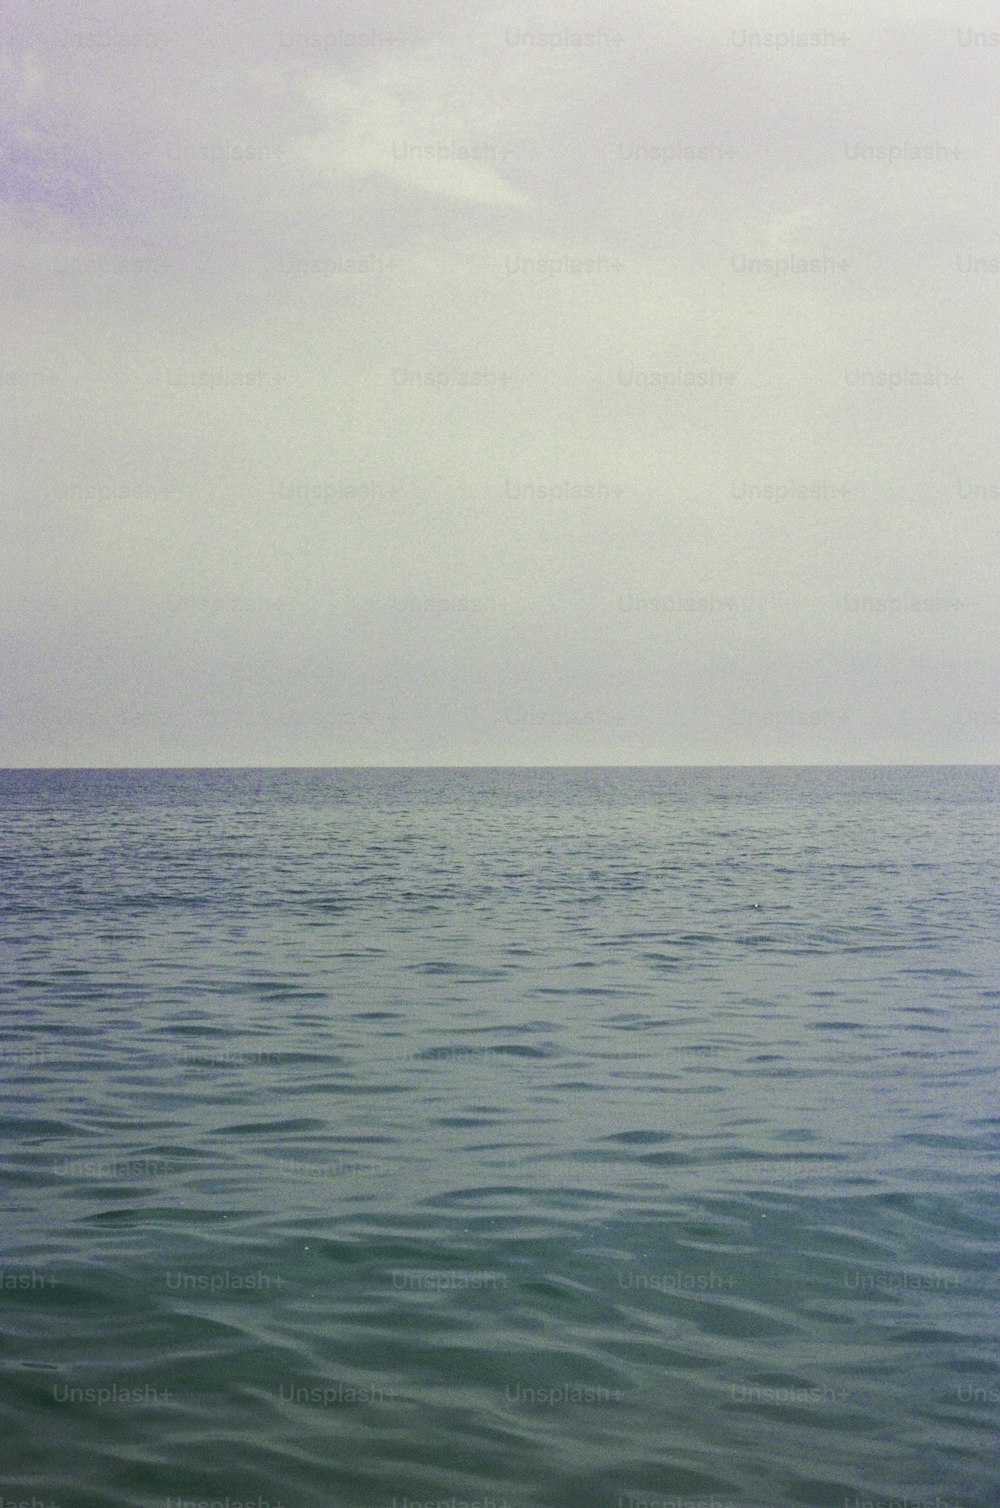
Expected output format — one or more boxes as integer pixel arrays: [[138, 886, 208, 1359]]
[[298, 55, 531, 208]]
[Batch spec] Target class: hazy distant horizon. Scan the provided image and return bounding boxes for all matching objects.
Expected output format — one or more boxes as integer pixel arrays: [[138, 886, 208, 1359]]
[[3, 762, 997, 771]]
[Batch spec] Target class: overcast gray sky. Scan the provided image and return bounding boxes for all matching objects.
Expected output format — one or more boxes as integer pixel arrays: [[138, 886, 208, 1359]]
[[2, 0, 998, 764]]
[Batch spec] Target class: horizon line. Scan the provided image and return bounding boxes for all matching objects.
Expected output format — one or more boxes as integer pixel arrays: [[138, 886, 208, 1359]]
[[2, 763, 997, 773]]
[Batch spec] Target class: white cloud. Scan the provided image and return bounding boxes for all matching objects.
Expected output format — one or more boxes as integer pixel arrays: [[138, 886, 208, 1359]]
[[299, 56, 531, 208]]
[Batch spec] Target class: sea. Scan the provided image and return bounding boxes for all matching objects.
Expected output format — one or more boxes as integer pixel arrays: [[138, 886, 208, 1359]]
[[1, 766, 998, 1508]]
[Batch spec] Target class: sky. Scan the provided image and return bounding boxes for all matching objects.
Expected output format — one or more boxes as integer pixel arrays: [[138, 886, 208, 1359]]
[[2, 0, 998, 765]]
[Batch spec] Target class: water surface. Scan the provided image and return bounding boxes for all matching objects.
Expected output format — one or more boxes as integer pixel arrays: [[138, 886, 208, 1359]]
[[2, 767, 998, 1507]]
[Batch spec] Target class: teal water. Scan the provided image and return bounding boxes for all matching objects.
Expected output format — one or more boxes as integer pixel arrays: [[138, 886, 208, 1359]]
[[1, 767, 998, 1508]]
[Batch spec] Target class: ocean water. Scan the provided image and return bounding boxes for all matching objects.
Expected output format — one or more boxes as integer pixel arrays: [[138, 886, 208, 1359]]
[[1, 766, 998, 1508]]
